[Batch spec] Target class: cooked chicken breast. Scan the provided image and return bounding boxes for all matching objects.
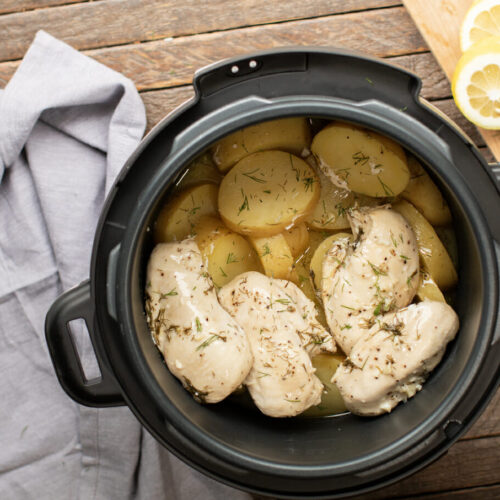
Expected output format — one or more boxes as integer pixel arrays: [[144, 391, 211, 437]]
[[145, 240, 253, 404], [333, 301, 459, 416], [219, 272, 334, 417], [322, 207, 419, 354]]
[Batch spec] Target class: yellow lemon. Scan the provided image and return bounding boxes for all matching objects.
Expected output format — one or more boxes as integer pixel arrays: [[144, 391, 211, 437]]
[[460, 0, 500, 52], [452, 37, 500, 129]]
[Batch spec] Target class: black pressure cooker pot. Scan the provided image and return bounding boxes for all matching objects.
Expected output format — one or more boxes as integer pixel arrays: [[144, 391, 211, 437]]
[[45, 48, 500, 498]]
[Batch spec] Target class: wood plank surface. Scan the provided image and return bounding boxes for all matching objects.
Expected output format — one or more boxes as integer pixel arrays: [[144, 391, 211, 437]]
[[0, 6, 428, 91], [403, 0, 500, 161], [0, 0, 91, 16], [349, 436, 500, 499], [0, 0, 400, 62], [408, 484, 500, 500], [1, 2, 498, 498]]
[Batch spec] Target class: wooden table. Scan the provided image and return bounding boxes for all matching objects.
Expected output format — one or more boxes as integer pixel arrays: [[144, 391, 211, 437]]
[[1, 1, 498, 498]]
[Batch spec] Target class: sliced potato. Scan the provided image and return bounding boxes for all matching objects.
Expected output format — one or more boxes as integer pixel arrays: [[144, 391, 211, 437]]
[[311, 122, 410, 197], [194, 215, 231, 252], [218, 151, 320, 237], [283, 223, 310, 258], [211, 118, 311, 173], [401, 156, 452, 226], [392, 200, 458, 290], [199, 230, 261, 288], [249, 233, 295, 280], [303, 353, 347, 417], [155, 183, 218, 242], [435, 225, 459, 269], [417, 270, 446, 303], [310, 232, 352, 289], [176, 151, 222, 189], [305, 154, 380, 231]]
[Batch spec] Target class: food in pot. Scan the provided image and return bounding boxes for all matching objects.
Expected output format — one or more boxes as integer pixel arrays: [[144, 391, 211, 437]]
[[322, 208, 420, 355], [305, 155, 380, 231], [218, 150, 320, 236], [146, 117, 459, 418], [248, 232, 295, 280], [401, 156, 452, 226], [154, 183, 218, 242], [194, 215, 262, 287], [211, 117, 311, 172], [310, 232, 352, 290], [311, 122, 410, 197], [333, 301, 459, 416], [145, 240, 253, 403], [218, 272, 334, 417], [393, 200, 458, 290]]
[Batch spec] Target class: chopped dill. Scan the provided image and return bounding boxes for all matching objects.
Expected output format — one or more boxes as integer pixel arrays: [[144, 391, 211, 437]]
[[242, 168, 266, 184], [365, 77, 374, 85], [341, 304, 356, 311], [219, 266, 227, 277], [196, 334, 220, 351], [340, 324, 352, 330], [226, 252, 239, 264], [261, 243, 271, 257], [352, 151, 370, 166], [303, 177, 315, 192], [238, 194, 250, 215], [161, 288, 178, 298], [275, 298, 291, 305], [377, 176, 394, 196], [368, 261, 387, 276], [195, 317, 202, 332]]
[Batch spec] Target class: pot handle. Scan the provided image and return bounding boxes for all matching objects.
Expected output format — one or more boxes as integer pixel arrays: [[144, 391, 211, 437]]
[[45, 280, 125, 407]]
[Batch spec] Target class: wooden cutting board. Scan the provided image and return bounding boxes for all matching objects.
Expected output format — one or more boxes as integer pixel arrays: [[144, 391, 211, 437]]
[[403, 0, 500, 161]]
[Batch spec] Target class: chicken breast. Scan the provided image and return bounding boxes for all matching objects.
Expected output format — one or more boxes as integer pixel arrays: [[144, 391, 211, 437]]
[[219, 272, 334, 417], [333, 301, 459, 416], [145, 240, 253, 404], [322, 207, 419, 354]]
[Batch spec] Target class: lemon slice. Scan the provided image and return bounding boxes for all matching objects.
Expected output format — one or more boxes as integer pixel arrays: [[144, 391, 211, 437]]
[[452, 37, 500, 129], [460, 0, 500, 52]]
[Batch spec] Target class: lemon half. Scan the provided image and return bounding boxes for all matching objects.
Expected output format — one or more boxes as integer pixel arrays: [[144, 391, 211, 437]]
[[452, 37, 500, 129], [460, 0, 500, 52]]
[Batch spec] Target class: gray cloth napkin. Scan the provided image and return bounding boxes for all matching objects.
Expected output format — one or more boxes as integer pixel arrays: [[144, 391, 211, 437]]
[[0, 30, 250, 500]]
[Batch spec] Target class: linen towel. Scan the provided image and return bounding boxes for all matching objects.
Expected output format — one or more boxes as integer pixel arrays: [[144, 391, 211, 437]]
[[0, 30, 250, 500]]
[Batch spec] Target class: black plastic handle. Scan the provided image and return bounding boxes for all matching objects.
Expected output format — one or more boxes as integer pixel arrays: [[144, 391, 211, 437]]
[[45, 280, 125, 407]]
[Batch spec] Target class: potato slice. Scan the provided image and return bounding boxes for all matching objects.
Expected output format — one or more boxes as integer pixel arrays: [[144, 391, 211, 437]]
[[176, 151, 222, 189], [311, 122, 410, 197], [249, 233, 294, 280], [200, 231, 261, 288], [155, 183, 218, 242], [305, 155, 379, 231], [392, 200, 458, 290], [211, 118, 311, 173], [310, 232, 352, 289], [283, 223, 310, 258], [401, 156, 452, 226], [417, 270, 446, 303], [435, 225, 459, 269], [218, 151, 320, 236], [303, 353, 347, 417], [194, 215, 231, 252]]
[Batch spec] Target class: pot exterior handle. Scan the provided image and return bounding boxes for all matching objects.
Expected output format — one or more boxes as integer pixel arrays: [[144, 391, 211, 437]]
[[45, 280, 125, 407]]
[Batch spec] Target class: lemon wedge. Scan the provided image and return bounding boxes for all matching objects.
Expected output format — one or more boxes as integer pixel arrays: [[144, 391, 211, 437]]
[[452, 37, 500, 129], [460, 0, 500, 52]]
